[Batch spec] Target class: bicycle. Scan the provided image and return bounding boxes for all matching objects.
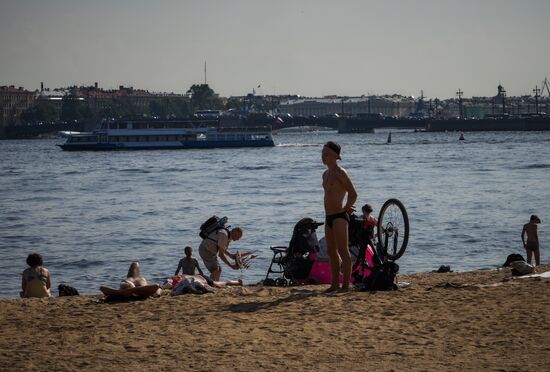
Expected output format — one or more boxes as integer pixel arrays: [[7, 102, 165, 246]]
[[376, 198, 410, 262], [349, 198, 409, 290]]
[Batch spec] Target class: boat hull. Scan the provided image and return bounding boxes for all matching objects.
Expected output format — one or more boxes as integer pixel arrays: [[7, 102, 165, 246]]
[[58, 139, 275, 151]]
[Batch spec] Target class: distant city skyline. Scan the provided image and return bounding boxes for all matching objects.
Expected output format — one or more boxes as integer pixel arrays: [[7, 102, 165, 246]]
[[1, 0, 549, 99]]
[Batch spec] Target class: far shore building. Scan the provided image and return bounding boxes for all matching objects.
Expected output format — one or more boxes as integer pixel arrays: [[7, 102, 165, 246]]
[[77, 84, 185, 114], [278, 95, 416, 117], [0, 85, 36, 128], [35, 87, 68, 121]]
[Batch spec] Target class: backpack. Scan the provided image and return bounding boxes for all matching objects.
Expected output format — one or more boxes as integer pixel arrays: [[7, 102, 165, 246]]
[[359, 261, 399, 291], [502, 253, 525, 267], [199, 216, 229, 240], [58, 284, 80, 296]]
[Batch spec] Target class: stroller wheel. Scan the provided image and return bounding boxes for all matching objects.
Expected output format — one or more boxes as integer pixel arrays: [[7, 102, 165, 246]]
[[288, 279, 298, 286], [263, 278, 276, 287], [275, 278, 288, 287]]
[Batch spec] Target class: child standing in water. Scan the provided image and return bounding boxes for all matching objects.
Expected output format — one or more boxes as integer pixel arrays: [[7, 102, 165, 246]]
[[522, 215, 541, 266]]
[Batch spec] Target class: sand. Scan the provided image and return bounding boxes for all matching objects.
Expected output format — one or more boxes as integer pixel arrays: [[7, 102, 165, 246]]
[[1, 265, 549, 371]]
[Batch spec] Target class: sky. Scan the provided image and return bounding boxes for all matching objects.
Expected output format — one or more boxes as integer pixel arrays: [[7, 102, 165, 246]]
[[1, 0, 549, 99]]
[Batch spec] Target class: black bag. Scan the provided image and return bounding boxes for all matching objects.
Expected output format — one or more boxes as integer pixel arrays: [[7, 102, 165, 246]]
[[58, 284, 79, 296], [502, 253, 525, 267], [360, 261, 399, 291], [284, 257, 314, 280], [199, 216, 228, 239]]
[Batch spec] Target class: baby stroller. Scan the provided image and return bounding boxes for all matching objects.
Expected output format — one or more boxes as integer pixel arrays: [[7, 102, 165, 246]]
[[263, 218, 323, 286]]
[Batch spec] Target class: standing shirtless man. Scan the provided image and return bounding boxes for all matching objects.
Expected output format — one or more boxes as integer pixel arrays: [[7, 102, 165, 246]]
[[322, 141, 358, 292], [522, 215, 541, 266]]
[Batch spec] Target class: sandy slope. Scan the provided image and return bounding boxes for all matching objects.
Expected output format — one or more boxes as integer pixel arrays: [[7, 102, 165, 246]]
[[1, 265, 549, 371]]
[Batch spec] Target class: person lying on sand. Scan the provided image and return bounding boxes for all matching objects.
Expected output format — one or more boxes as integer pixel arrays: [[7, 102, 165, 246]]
[[120, 261, 148, 289], [174, 274, 242, 288], [100, 262, 161, 299], [171, 274, 242, 295]]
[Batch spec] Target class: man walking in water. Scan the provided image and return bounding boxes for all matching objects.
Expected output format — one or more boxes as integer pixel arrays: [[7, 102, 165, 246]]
[[322, 141, 358, 292], [522, 215, 541, 266]]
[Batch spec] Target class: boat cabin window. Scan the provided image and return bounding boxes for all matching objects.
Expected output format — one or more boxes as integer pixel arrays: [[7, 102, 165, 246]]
[[72, 136, 97, 142]]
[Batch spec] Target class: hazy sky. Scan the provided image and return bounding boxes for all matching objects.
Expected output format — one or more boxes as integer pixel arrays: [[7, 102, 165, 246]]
[[1, 0, 549, 98]]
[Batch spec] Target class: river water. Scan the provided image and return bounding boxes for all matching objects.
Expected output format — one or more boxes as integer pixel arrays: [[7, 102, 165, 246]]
[[1, 130, 549, 297]]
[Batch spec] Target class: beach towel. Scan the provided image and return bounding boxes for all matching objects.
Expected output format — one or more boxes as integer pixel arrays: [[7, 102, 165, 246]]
[[515, 271, 550, 279]]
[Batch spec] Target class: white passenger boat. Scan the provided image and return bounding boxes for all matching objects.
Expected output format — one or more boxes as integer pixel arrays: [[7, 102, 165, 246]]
[[57, 119, 274, 151]]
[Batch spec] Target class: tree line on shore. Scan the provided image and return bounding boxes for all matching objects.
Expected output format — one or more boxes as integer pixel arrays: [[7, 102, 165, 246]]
[[19, 84, 247, 125]]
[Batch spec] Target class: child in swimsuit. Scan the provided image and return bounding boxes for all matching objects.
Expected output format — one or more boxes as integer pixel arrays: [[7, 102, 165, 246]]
[[175, 246, 205, 276], [522, 215, 541, 266]]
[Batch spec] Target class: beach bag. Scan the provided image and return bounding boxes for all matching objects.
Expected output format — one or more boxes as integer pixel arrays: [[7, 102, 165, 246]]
[[58, 284, 79, 296], [502, 253, 525, 267], [199, 216, 228, 239], [360, 261, 399, 291]]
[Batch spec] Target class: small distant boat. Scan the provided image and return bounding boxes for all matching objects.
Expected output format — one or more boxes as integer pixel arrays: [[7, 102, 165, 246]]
[[459, 132, 465, 141], [387, 131, 392, 143]]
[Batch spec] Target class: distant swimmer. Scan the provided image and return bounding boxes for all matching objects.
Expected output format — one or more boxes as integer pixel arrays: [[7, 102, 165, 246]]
[[322, 141, 358, 292], [522, 215, 541, 266], [459, 132, 465, 140]]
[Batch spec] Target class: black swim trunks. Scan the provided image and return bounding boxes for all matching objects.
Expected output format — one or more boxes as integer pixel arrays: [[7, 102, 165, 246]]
[[325, 211, 350, 228], [525, 241, 539, 251]]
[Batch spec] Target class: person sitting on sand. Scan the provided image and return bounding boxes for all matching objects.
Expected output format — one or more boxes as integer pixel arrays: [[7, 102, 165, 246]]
[[174, 246, 205, 276], [362, 204, 378, 240], [21, 253, 52, 298], [522, 215, 541, 266]]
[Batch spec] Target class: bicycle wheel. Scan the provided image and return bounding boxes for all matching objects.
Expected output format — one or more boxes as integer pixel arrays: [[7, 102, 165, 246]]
[[377, 198, 409, 261]]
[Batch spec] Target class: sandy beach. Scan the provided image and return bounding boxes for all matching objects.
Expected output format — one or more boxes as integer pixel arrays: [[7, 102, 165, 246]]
[[1, 265, 549, 371]]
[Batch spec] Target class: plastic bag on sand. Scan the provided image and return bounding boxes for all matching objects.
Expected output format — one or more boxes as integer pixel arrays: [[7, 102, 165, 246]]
[[509, 261, 535, 276]]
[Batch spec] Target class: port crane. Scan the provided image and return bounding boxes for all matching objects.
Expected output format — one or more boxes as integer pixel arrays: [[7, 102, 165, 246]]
[[541, 77, 550, 97]]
